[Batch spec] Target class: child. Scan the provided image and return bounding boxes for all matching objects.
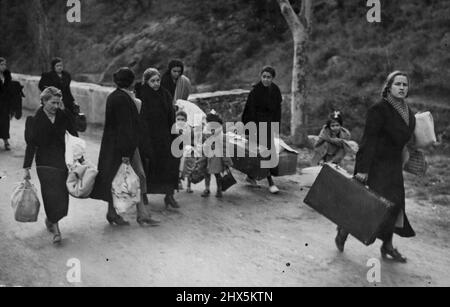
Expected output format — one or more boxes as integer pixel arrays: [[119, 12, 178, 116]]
[[311, 111, 352, 166], [202, 110, 233, 198], [176, 110, 196, 193]]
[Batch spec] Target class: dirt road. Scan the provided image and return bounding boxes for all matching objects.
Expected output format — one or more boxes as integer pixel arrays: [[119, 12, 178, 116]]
[[1, 114, 449, 287]]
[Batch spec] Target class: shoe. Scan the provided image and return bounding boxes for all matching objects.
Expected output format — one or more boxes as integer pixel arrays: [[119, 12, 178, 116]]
[[381, 246, 407, 263], [52, 223, 62, 245], [137, 217, 161, 227], [164, 195, 180, 209], [335, 228, 348, 252], [201, 190, 211, 198], [269, 185, 280, 194], [106, 214, 130, 226], [216, 190, 223, 198], [45, 219, 54, 233], [186, 188, 193, 194], [4, 143, 11, 151]]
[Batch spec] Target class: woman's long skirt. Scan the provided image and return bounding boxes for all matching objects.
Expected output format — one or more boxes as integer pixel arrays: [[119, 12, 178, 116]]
[[37, 166, 69, 223]]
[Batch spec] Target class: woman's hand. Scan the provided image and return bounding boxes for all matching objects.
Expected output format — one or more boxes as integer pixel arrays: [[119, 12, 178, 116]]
[[122, 157, 131, 165], [24, 168, 31, 180], [355, 173, 368, 184]]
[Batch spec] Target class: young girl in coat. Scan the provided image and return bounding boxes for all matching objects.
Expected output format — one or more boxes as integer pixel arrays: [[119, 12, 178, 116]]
[[202, 111, 233, 198], [312, 111, 353, 166]]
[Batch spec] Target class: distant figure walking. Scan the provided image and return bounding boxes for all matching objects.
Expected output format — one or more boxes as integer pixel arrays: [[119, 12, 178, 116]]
[[0, 57, 24, 151], [242, 66, 282, 194], [335, 71, 416, 263], [161, 60, 192, 103], [136, 68, 180, 210], [39, 57, 76, 115]]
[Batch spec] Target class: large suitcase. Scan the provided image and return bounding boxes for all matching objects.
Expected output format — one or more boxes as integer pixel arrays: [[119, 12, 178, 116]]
[[226, 134, 271, 181], [303, 164, 396, 246]]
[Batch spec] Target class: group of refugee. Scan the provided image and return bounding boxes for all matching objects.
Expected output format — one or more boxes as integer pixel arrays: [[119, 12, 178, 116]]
[[1, 55, 417, 263]]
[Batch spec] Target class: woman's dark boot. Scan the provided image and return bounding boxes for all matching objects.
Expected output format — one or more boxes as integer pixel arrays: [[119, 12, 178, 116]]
[[165, 194, 180, 209], [52, 223, 62, 245], [106, 202, 130, 226], [381, 245, 407, 263], [335, 227, 349, 252]]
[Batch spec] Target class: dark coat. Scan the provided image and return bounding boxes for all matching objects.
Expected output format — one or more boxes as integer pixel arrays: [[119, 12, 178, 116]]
[[23, 107, 77, 223], [355, 99, 416, 238], [161, 73, 177, 98], [38, 71, 76, 113], [23, 107, 78, 169], [242, 81, 282, 150], [90, 89, 142, 203], [136, 83, 179, 194], [0, 70, 13, 139]]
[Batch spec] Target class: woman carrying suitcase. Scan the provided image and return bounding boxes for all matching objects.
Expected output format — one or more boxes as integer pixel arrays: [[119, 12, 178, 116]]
[[335, 71, 416, 263]]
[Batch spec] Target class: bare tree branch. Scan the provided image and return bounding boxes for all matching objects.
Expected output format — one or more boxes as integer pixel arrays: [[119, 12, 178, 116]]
[[276, 0, 302, 32]]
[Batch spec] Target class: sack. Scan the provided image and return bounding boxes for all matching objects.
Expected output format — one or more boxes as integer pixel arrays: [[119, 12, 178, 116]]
[[111, 162, 141, 214], [414, 112, 437, 148], [67, 161, 99, 199], [190, 157, 207, 184], [11, 179, 41, 223], [221, 168, 237, 192], [404, 149, 428, 176], [65, 132, 86, 166]]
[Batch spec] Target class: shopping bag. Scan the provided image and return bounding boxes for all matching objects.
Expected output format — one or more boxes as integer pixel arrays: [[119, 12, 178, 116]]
[[404, 148, 428, 176], [11, 179, 41, 223], [111, 162, 141, 214], [67, 161, 99, 199], [414, 112, 437, 148], [221, 168, 237, 192]]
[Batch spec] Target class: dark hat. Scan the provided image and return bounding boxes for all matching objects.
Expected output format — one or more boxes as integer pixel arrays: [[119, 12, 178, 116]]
[[113, 67, 135, 89]]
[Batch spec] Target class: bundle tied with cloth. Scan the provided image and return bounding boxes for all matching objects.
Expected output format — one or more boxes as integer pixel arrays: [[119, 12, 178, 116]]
[[403, 111, 437, 176], [65, 132, 98, 199]]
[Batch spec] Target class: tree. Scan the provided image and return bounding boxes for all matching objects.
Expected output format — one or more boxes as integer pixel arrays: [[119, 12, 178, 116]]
[[29, 0, 52, 72], [276, 0, 312, 146]]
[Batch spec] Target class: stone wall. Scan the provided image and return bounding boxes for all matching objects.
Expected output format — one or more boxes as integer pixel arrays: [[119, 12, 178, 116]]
[[13, 73, 250, 125]]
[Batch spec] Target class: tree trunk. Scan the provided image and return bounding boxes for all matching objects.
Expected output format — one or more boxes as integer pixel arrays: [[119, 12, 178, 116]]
[[276, 0, 312, 147], [291, 34, 309, 146], [29, 0, 51, 72]]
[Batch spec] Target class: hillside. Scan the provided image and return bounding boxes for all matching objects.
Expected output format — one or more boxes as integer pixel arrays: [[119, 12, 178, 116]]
[[1, 0, 450, 135]]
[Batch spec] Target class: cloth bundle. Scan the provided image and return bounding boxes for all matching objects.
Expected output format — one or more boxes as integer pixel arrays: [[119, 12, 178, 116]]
[[11, 179, 41, 223], [67, 161, 98, 199], [414, 112, 437, 148]]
